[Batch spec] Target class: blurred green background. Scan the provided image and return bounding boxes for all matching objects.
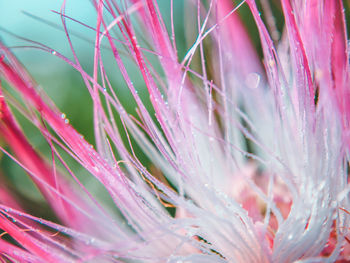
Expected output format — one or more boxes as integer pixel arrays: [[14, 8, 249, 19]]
[[0, 0, 187, 219]]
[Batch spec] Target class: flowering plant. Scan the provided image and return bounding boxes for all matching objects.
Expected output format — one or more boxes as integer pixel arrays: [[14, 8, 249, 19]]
[[0, 0, 349, 262]]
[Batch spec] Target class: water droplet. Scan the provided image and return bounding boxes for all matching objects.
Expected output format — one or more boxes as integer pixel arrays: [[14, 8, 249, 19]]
[[245, 73, 261, 89], [330, 201, 337, 208], [332, 213, 337, 220], [86, 238, 95, 245], [51, 50, 57, 55], [317, 180, 326, 191], [61, 113, 66, 119], [64, 118, 69, 124]]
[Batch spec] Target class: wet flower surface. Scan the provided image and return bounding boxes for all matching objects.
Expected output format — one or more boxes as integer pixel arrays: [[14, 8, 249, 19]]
[[0, 0, 349, 262]]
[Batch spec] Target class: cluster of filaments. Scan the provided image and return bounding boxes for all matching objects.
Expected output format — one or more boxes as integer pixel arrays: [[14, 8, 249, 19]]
[[0, 0, 349, 262]]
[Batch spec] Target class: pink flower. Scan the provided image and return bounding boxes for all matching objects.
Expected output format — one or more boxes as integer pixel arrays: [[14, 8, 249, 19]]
[[0, 0, 349, 262]]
